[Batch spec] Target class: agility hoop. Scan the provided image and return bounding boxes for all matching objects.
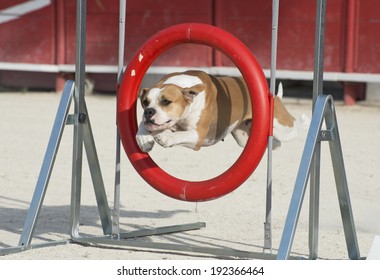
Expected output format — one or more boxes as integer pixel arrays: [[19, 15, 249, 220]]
[[118, 23, 270, 202]]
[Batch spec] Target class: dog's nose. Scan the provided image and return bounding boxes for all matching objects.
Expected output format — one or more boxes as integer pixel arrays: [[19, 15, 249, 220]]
[[144, 107, 156, 119]]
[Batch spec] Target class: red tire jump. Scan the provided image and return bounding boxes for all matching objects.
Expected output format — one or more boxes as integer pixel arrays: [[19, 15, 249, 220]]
[[118, 23, 270, 202]]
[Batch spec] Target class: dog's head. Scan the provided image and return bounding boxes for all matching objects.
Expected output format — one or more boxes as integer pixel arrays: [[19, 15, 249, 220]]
[[139, 83, 206, 132]]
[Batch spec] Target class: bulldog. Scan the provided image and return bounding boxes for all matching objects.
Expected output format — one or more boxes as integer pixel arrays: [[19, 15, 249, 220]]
[[136, 70, 309, 152]]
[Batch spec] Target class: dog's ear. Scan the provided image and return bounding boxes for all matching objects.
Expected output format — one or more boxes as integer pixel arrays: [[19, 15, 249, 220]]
[[181, 84, 206, 102], [139, 88, 149, 98]]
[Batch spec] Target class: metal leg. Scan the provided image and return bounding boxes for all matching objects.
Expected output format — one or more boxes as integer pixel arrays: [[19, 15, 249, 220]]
[[325, 101, 361, 260], [18, 81, 74, 247], [277, 96, 325, 260], [83, 104, 112, 235], [277, 95, 360, 260], [264, 136, 273, 252], [309, 155, 320, 259], [112, 133, 121, 238]]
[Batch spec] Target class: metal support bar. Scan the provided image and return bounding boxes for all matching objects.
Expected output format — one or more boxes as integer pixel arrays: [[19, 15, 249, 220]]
[[324, 101, 360, 260], [82, 103, 112, 235], [16, 78, 113, 246], [309, 151, 321, 260], [112, 0, 127, 238], [264, 0, 280, 254], [312, 0, 327, 106], [70, 0, 87, 239], [309, 0, 327, 259], [72, 236, 302, 260], [18, 81, 74, 247], [2, 240, 70, 256], [117, 222, 206, 239], [277, 95, 360, 260]]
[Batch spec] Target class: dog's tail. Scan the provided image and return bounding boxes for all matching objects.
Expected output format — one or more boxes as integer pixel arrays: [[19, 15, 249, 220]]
[[276, 82, 284, 99], [272, 82, 311, 148]]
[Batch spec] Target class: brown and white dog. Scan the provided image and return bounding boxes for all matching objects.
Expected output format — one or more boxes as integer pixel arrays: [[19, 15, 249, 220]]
[[136, 70, 309, 152]]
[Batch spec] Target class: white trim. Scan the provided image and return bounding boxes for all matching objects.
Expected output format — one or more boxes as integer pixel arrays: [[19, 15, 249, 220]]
[[1, 63, 380, 83], [145, 67, 380, 83], [0, 62, 59, 72], [265, 70, 380, 83], [0, 62, 118, 73]]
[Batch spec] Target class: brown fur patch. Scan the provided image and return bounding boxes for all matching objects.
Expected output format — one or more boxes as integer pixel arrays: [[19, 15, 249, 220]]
[[176, 71, 253, 149], [273, 96, 295, 127], [158, 85, 189, 118]]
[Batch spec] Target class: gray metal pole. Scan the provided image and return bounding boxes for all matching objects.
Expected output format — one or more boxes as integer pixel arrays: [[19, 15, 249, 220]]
[[269, 0, 280, 95], [309, 0, 326, 259], [312, 0, 326, 107], [264, 0, 280, 253], [70, 0, 87, 238], [117, 0, 126, 86], [112, 0, 127, 237]]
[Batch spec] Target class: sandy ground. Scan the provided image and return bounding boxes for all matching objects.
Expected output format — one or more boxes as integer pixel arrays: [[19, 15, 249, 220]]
[[0, 90, 379, 260]]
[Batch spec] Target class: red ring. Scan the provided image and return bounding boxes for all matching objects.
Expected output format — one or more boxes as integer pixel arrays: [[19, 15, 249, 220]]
[[118, 23, 270, 202]]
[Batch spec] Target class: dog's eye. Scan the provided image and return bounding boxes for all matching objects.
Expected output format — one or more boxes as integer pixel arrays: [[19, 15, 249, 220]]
[[161, 99, 172, 106], [142, 99, 149, 107]]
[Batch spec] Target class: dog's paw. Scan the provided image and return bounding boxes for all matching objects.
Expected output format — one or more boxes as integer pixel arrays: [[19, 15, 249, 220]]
[[136, 134, 155, 152], [154, 133, 175, 148]]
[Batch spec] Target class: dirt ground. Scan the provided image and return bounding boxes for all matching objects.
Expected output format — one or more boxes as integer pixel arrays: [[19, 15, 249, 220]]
[[0, 90, 379, 259]]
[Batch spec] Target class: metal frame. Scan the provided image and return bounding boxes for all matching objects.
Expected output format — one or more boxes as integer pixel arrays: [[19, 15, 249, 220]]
[[276, 0, 360, 260], [0, 0, 360, 260], [276, 94, 360, 260], [264, 0, 280, 253], [3, 0, 205, 257]]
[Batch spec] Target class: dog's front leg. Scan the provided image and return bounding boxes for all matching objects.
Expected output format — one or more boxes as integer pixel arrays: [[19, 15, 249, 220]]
[[136, 122, 155, 152], [154, 130, 200, 150]]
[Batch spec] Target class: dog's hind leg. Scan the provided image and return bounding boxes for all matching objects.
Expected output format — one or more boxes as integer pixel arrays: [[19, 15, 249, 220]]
[[231, 119, 251, 147]]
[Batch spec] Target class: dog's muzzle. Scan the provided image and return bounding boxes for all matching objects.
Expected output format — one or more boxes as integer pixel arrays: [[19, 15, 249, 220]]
[[144, 107, 156, 120]]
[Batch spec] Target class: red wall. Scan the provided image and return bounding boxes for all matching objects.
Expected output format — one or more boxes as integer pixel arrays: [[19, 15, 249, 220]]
[[60, 0, 213, 66], [1, 0, 379, 91], [351, 0, 380, 73], [0, 0, 55, 64], [215, 0, 347, 72]]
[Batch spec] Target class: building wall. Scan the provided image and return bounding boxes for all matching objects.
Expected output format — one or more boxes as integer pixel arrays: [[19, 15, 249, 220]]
[[0, 0, 379, 95]]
